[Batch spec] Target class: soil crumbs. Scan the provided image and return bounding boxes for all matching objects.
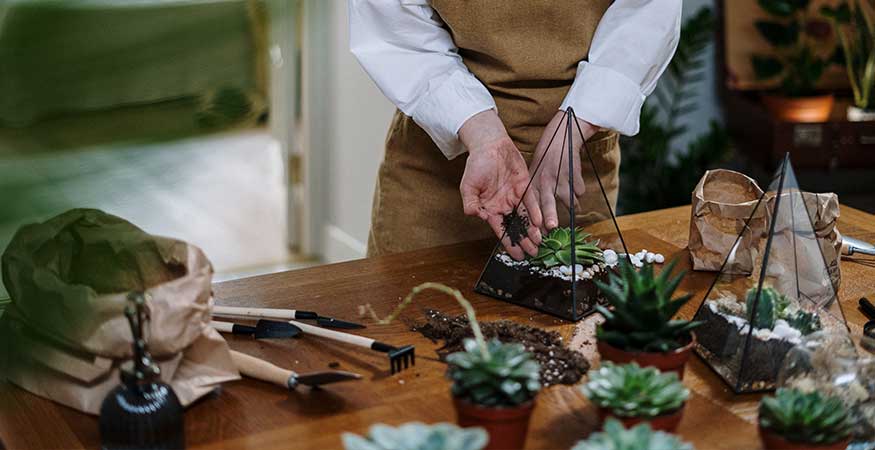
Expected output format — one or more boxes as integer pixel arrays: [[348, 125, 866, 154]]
[[413, 310, 590, 386]]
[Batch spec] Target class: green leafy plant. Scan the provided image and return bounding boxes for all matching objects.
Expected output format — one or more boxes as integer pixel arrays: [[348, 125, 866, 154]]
[[752, 0, 834, 96], [744, 286, 822, 334], [759, 388, 854, 445], [582, 363, 689, 418], [571, 419, 694, 450], [363, 283, 541, 408], [342, 422, 488, 450], [528, 227, 603, 268], [822, 1, 875, 109], [595, 260, 703, 353], [619, 7, 730, 214]]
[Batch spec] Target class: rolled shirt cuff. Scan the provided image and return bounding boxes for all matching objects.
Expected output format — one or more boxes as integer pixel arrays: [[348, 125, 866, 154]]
[[410, 70, 496, 160], [559, 61, 646, 136]]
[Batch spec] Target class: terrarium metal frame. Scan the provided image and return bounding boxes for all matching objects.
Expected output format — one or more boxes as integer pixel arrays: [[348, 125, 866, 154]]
[[692, 153, 850, 394], [474, 108, 631, 321]]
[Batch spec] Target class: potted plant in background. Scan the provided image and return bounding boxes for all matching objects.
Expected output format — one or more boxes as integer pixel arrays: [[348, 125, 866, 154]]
[[342, 422, 488, 450], [365, 282, 541, 450], [582, 363, 689, 432], [753, 0, 836, 122], [822, 1, 875, 121], [594, 260, 702, 377], [571, 419, 694, 450], [758, 388, 854, 450]]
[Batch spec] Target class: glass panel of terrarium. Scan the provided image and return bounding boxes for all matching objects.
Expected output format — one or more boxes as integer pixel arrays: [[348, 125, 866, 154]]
[[474, 109, 629, 322], [693, 155, 848, 393]]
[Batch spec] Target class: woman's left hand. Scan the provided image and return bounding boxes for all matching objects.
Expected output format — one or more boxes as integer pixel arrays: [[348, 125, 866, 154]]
[[527, 111, 598, 231]]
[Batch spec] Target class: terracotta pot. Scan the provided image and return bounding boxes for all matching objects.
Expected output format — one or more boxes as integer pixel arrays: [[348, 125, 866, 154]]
[[598, 405, 685, 433], [597, 333, 696, 379], [762, 94, 834, 123], [758, 425, 852, 450], [454, 397, 535, 450]]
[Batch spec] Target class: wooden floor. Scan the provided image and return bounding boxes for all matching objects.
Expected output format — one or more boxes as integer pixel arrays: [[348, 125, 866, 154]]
[[0, 128, 309, 301]]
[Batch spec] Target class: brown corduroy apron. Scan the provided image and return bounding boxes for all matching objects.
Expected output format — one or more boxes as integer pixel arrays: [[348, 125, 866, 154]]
[[367, 0, 621, 256]]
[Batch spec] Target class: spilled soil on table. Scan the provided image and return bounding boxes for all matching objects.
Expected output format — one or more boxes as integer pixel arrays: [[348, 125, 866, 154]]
[[412, 310, 590, 386]]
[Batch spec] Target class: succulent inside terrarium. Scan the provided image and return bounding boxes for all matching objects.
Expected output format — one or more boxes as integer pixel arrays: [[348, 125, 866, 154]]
[[595, 259, 702, 353], [759, 388, 854, 445], [341, 422, 488, 450], [528, 227, 604, 268], [582, 362, 689, 418], [571, 419, 693, 450]]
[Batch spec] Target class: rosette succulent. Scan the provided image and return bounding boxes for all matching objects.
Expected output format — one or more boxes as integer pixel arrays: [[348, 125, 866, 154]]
[[447, 338, 541, 407], [759, 388, 854, 445], [571, 419, 694, 450], [342, 422, 488, 450], [595, 260, 702, 352], [529, 226, 604, 268], [582, 363, 689, 418]]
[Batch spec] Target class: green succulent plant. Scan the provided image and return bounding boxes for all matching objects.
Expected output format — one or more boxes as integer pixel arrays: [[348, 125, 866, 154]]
[[744, 286, 822, 334], [571, 419, 694, 450], [446, 338, 541, 407], [529, 227, 604, 268], [342, 422, 488, 450], [595, 260, 702, 353], [582, 363, 689, 418], [759, 388, 854, 445]]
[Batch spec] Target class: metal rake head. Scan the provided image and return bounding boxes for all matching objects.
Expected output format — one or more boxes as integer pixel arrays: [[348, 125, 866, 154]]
[[388, 345, 415, 374]]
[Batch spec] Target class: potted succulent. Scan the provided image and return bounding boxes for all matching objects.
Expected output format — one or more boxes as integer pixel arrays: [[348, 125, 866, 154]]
[[582, 362, 689, 432], [365, 283, 541, 450], [571, 418, 694, 450], [822, 1, 875, 121], [594, 260, 702, 377], [758, 388, 854, 450], [753, 0, 836, 122], [342, 422, 488, 450]]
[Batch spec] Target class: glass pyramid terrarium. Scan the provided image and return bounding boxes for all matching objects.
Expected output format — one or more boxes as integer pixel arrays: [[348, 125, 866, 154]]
[[693, 154, 849, 393], [474, 108, 630, 321]]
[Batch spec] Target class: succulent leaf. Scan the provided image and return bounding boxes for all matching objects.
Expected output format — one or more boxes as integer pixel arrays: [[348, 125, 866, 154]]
[[571, 419, 693, 450], [759, 388, 854, 445], [447, 339, 541, 408], [595, 260, 702, 353], [342, 422, 489, 450], [582, 363, 689, 419], [529, 226, 604, 268]]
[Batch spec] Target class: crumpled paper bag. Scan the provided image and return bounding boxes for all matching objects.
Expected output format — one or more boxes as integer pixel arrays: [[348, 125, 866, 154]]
[[0, 209, 239, 415], [766, 191, 842, 305], [689, 169, 767, 274]]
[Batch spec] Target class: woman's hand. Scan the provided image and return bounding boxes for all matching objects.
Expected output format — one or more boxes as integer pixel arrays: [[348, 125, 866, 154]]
[[459, 110, 542, 260], [528, 111, 598, 231]]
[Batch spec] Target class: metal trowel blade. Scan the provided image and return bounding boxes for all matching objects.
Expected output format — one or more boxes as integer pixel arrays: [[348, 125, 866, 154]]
[[296, 370, 362, 387], [255, 319, 302, 339]]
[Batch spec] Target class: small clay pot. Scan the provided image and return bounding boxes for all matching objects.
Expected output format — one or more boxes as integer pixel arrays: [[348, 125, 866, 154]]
[[454, 397, 535, 450], [598, 405, 685, 433], [762, 94, 834, 123], [758, 425, 852, 450], [597, 333, 696, 379]]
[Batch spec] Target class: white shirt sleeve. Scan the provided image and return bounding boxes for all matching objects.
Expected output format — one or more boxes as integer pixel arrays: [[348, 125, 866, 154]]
[[560, 0, 683, 136], [349, 0, 495, 160]]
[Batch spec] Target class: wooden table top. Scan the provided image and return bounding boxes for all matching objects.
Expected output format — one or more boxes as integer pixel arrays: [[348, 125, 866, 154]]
[[1, 205, 874, 450]]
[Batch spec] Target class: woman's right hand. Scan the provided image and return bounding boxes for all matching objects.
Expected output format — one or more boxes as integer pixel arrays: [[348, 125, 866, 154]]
[[458, 110, 542, 260]]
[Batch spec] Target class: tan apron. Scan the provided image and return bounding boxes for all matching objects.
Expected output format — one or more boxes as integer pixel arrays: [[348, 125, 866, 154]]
[[368, 0, 621, 256]]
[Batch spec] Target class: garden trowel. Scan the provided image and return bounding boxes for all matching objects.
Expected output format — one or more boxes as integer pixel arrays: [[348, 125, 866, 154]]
[[229, 350, 361, 390]]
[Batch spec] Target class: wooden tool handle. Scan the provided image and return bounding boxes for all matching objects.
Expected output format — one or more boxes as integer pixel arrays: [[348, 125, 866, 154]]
[[289, 319, 376, 349], [213, 305, 299, 320], [229, 350, 294, 389]]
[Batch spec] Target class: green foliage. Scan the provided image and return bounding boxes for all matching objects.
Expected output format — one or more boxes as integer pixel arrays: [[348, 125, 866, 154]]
[[822, 1, 875, 109], [618, 7, 730, 214], [571, 419, 694, 450], [752, 0, 832, 96], [744, 286, 822, 334], [528, 227, 603, 268], [595, 260, 702, 353], [342, 422, 488, 450], [582, 363, 689, 418], [759, 388, 854, 445], [446, 338, 541, 408]]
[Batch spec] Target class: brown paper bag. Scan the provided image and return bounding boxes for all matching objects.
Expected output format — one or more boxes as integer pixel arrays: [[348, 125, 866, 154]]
[[0, 209, 239, 415], [689, 169, 768, 274]]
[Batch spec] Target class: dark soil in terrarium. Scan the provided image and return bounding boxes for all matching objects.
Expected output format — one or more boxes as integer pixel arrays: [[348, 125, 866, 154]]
[[412, 310, 590, 386]]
